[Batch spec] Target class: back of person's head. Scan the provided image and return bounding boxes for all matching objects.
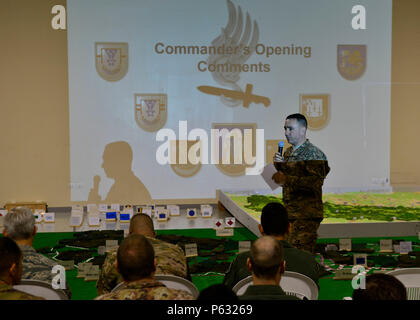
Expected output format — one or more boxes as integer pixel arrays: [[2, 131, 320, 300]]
[[0, 237, 22, 281], [260, 202, 289, 236], [197, 284, 238, 301], [4, 206, 35, 240], [129, 213, 155, 237], [249, 236, 284, 280], [352, 274, 407, 300], [286, 113, 308, 129], [117, 234, 155, 281]]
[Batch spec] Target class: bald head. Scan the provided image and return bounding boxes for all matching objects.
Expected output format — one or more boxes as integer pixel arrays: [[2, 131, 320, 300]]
[[129, 213, 155, 237], [117, 234, 155, 281], [249, 236, 284, 280]]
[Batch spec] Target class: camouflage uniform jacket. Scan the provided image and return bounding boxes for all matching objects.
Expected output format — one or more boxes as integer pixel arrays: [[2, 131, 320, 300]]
[[97, 236, 188, 294], [276, 139, 330, 220], [20, 245, 72, 298], [0, 279, 45, 300], [95, 279, 193, 300]]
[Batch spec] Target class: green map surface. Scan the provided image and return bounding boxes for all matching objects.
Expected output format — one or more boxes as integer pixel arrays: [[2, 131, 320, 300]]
[[227, 192, 420, 223]]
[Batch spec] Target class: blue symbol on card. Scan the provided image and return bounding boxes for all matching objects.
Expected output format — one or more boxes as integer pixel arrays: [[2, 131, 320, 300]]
[[120, 213, 130, 221], [159, 213, 166, 219], [188, 210, 195, 216], [356, 257, 365, 264], [106, 212, 117, 220]]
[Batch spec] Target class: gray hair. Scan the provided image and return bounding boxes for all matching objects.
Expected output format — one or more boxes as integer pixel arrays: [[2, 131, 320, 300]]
[[4, 206, 35, 240]]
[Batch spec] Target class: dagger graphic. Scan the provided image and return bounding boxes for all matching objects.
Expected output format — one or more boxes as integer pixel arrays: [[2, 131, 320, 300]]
[[197, 83, 271, 108]]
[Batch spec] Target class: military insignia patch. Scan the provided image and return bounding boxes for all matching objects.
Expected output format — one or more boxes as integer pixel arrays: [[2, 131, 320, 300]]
[[170, 140, 202, 178], [212, 123, 257, 176], [134, 94, 167, 132], [337, 44, 366, 80], [300, 94, 330, 131], [95, 42, 128, 81]]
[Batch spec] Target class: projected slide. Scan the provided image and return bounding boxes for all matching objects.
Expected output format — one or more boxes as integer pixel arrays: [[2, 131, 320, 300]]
[[67, 0, 392, 201]]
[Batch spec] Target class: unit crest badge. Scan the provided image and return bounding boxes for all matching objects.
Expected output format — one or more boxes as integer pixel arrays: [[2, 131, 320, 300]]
[[299, 94, 330, 131], [135, 94, 167, 132], [95, 42, 128, 82], [337, 45, 366, 80]]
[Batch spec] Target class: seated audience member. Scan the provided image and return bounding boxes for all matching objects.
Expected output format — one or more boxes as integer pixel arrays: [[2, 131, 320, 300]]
[[95, 234, 193, 300], [3, 206, 71, 298], [238, 236, 300, 300], [352, 274, 407, 300], [97, 213, 188, 294], [197, 284, 238, 301], [0, 237, 44, 300], [224, 202, 319, 289]]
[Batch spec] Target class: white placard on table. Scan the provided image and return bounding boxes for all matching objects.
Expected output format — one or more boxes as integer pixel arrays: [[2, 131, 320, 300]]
[[200, 205, 213, 218], [77, 262, 92, 278], [225, 217, 236, 228], [339, 239, 352, 251], [87, 204, 98, 213], [399, 241, 412, 254], [71, 205, 84, 215], [167, 205, 180, 216], [44, 212, 55, 223], [216, 228, 234, 237], [238, 241, 251, 253], [98, 204, 108, 212], [379, 239, 393, 252], [157, 209, 169, 222], [353, 254, 368, 267], [186, 208, 197, 219], [214, 219, 224, 230], [110, 204, 120, 212], [88, 215, 100, 226], [69, 214, 83, 227], [185, 243, 198, 257]]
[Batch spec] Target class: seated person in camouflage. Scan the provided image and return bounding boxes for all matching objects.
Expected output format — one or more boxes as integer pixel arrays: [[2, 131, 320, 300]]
[[97, 213, 187, 295], [0, 237, 44, 300], [238, 236, 300, 300], [95, 234, 193, 300], [224, 202, 319, 289], [3, 206, 71, 298]]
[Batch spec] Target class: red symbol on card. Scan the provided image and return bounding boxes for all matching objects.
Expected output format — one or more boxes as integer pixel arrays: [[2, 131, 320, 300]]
[[215, 221, 222, 228], [227, 220, 233, 226]]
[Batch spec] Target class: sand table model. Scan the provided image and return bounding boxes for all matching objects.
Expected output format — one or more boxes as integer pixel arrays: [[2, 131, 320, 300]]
[[226, 192, 420, 223]]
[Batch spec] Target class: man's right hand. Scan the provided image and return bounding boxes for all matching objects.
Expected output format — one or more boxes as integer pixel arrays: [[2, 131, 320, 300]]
[[273, 152, 284, 163]]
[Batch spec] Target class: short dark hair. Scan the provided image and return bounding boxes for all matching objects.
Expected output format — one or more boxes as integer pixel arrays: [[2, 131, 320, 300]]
[[352, 274, 407, 300], [261, 202, 289, 236], [249, 236, 284, 280], [286, 113, 307, 129], [0, 237, 22, 276], [197, 284, 238, 301], [117, 234, 156, 281]]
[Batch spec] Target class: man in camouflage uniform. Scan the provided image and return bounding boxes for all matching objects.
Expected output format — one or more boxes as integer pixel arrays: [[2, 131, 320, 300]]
[[0, 237, 44, 300], [272, 113, 330, 253], [97, 213, 188, 295], [95, 234, 193, 300], [3, 207, 71, 298]]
